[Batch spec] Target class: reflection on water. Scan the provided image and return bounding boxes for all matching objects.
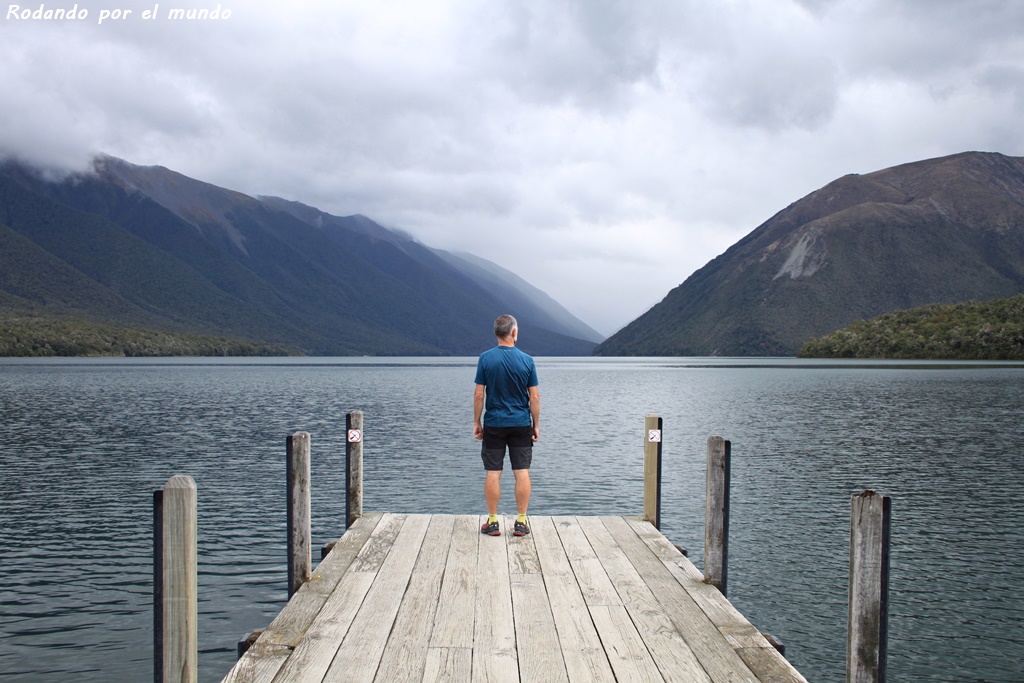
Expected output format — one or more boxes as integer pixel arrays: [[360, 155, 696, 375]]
[[1, 358, 1022, 682]]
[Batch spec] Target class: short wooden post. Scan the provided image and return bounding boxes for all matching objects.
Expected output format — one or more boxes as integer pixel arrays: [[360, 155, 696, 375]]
[[346, 411, 364, 529], [705, 436, 731, 595], [287, 432, 311, 597], [643, 415, 662, 529], [847, 490, 891, 683], [160, 475, 198, 683]]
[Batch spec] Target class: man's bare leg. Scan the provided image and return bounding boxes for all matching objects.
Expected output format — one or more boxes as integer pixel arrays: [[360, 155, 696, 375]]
[[485, 470, 502, 516], [512, 469, 531, 515]]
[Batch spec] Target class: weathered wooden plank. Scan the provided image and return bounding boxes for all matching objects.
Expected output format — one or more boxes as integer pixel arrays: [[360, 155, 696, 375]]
[[266, 514, 404, 682], [431, 515, 479, 649], [552, 516, 621, 607], [474, 515, 518, 683], [532, 516, 616, 683], [252, 513, 383, 653], [221, 642, 294, 683], [220, 512, 388, 683], [374, 515, 456, 682], [511, 572, 569, 682], [602, 516, 760, 683], [422, 648, 472, 682], [577, 517, 711, 683], [268, 573, 375, 682], [590, 604, 667, 682], [505, 515, 541, 575], [625, 517, 703, 575], [323, 514, 431, 682], [625, 518, 808, 683], [736, 646, 809, 683], [348, 513, 407, 573]]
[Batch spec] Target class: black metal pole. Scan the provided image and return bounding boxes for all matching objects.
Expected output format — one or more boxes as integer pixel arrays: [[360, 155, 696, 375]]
[[880, 495, 891, 682], [345, 413, 352, 529], [153, 489, 163, 683], [656, 416, 663, 531]]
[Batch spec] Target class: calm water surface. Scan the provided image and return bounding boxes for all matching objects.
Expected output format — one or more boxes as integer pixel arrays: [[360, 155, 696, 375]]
[[1, 357, 1022, 682]]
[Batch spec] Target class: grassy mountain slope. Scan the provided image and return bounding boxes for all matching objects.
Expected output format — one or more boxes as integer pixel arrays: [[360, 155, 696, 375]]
[[595, 151, 1024, 356]]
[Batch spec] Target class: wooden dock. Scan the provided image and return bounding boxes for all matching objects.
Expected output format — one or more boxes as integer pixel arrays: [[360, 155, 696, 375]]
[[221, 512, 807, 683]]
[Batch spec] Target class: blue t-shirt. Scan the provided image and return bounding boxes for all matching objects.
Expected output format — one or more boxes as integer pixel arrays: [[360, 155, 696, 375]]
[[475, 345, 539, 427]]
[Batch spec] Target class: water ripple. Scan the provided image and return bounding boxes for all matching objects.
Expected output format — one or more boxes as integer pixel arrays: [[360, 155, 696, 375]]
[[1, 359, 1022, 681]]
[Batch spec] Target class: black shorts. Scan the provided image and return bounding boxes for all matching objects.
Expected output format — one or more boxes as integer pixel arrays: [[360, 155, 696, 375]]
[[481, 425, 533, 471]]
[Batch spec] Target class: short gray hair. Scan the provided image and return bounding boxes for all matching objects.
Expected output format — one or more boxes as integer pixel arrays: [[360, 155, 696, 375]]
[[494, 314, 517, 339]]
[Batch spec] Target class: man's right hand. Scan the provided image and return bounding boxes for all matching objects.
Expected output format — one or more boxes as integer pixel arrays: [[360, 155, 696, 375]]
[[473, 423, 484, 440]]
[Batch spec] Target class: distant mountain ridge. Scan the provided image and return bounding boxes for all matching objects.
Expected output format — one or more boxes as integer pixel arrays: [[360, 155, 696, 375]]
[[596, 151, 1024, 356], [0, 156, 600, 355]]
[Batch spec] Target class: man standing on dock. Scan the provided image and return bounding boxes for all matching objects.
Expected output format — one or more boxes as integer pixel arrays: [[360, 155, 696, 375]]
[[473, 314, 540, 537]]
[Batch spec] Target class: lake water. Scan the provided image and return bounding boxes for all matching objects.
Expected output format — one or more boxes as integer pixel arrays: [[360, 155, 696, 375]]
[[1, 357, 1022, 682]]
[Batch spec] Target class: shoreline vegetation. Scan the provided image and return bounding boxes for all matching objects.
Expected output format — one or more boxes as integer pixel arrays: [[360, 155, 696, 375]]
[[798, 294, 1024, 360], [6, 293, 1022, 360], [0, 317, 300, 357]]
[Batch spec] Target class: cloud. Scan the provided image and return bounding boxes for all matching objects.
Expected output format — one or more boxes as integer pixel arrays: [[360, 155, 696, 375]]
[[2, 0, 1023, 335]]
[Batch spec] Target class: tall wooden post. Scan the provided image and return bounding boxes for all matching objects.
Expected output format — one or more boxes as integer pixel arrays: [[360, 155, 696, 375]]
[[705, 436, 731, 595], [346, 411, 364, 529], [643, 415, 662, 530], [160, 475, 197, 683], [287, 432, 311, 597], [847, 490, 891, 683]]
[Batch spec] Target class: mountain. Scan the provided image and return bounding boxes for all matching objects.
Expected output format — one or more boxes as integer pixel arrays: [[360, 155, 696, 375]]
[[429, 250, 605, 344], [0, 156, 599, 355], [595, 151, 1024, 356], [259, 197, 604, 344]]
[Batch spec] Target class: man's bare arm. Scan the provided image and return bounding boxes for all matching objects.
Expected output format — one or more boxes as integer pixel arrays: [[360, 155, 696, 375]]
[[529, 385, 540, 441], [473, 384, 486, 439]]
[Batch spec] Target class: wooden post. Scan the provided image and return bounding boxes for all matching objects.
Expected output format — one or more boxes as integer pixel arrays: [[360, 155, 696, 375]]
[[847, 490, 891, 683], [705, 436, 731, 595], [161, 475, 197, 683], [643, 415, 662, 530], [287, 432, 312, 598], [346, 410, 364, 529]]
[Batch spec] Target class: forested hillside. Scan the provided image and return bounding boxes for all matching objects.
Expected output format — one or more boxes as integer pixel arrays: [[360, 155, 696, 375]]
[[0, 317, 297, 357], [798, 294, 1024, 360]]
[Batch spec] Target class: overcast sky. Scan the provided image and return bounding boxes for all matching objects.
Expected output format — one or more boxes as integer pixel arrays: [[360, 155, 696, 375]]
[[2, 0, 1023, 335]]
